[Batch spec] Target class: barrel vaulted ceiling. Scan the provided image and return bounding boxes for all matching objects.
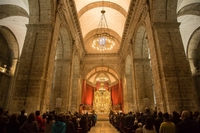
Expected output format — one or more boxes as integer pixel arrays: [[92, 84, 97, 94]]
[[0, 0, 199, 85], [74, 0, 130, 54], [0, 0, 199, 56], [0, 0, 29, 56]]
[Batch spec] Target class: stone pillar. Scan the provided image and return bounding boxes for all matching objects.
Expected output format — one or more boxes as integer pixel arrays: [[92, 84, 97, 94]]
[[133, 58, 154, 112], [188, 59, 200, 107], [4, 59, 19, 110], [123, 76, 128, 113], [152, 22, 198, 112], [124, 74, 134, 112], [78, 75, 82, 110], [0, 71, 10, 109], [188, 58, 197, 75], [9, 24, 54, 114], [69, 44, 80, 112], [50, 59, 71, 113], [70, 74, 80, 112]]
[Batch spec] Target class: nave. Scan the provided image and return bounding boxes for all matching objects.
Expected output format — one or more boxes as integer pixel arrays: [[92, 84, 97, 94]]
[[89, 113, 119, 133], [89, 121, 119, 133]]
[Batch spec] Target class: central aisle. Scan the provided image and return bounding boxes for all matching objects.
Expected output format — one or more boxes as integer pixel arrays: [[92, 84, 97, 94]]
[[89, 121, 120, 133]]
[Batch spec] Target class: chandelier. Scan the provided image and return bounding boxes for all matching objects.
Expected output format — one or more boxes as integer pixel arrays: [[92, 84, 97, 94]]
[[92, 6, 115, 51], [96, 74, 109, 82], [96, 59, 109, 82]]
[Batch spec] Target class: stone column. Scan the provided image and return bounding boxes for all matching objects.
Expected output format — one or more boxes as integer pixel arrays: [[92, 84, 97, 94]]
[[133, 58, 154, 112], [0, 70, 10, 109], [124, 74, 134, 112], [78, 75, 82, 110], [70, 74, 80, 112], [69, 44, 80, 112], [4, 59, 19, 110], [152, 22, 198, 112], [50, 59, 71, 113], [188, 58, 197, 75], [9, 24, 54, 114], [188, 59, 200, 106], [123, 76, 128, 113]]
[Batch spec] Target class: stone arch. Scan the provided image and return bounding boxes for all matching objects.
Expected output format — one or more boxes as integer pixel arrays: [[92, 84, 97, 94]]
[[0, 5, 28, 20], [0, 33, 11, 67], [187, 27, 200, 105], [55, 23, 72, 59], [78, 1, 127, 18], [50, 25, 73, 112], [84, 65, 122, 112], [0, 26, 19, 62], [0, 26, 19, 109], [187, 27, 200, 71], [132, 24, 155, 112], [86, 66, 120, 85], [177, 3, 200, 17], [0, 2, 29, 56]]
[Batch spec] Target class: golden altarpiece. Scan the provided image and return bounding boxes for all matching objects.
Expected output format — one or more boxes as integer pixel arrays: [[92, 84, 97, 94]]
[[93, 82, 111, 114]]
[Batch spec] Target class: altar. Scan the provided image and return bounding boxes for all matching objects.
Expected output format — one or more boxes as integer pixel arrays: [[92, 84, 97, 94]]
[[93, 89, 111, 114]]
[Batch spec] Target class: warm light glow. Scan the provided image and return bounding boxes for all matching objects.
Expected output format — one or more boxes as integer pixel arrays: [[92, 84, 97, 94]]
[[99, 86, 106, 91], [98, 82, 106, 92], [92, 33, 115, 51], [96, 76, 109, 82], [92, 9, 115, 51]]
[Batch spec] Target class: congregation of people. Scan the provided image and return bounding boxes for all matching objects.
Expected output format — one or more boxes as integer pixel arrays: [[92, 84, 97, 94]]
[[109, 107, 200, 133], [1, 106, 200, 133], [0, 107, 97, 133]]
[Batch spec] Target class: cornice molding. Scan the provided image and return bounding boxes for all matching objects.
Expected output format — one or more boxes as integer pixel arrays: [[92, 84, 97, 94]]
[[119, 0, 137, 55], [64, 0, 86, 57]]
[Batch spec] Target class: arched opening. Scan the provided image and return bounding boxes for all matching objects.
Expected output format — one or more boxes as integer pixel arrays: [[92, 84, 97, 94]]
[[50, 26, 72, 113], [133, 25, 155, 112], [82, 66, 122, 114], [187, 27, 200, 105], [0, 33, 12, 108], [0, 26, 19, 110]]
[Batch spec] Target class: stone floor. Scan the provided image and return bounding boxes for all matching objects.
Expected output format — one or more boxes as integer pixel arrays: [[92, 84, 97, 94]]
[[88, 121, 120, 133]]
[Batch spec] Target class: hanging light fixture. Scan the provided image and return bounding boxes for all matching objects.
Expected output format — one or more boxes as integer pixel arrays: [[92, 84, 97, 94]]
[[92, 0, 115, 51], [96, 59, 109, 82], [96, 74, 109, 82]]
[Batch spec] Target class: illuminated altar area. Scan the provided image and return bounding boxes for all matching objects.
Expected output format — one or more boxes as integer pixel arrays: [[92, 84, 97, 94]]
[[81, 67, 123, 114], [93, 82, 111, 114]]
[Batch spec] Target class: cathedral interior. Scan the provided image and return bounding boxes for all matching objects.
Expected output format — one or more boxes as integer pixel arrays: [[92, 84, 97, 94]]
[[0, 0, 200, 115]]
